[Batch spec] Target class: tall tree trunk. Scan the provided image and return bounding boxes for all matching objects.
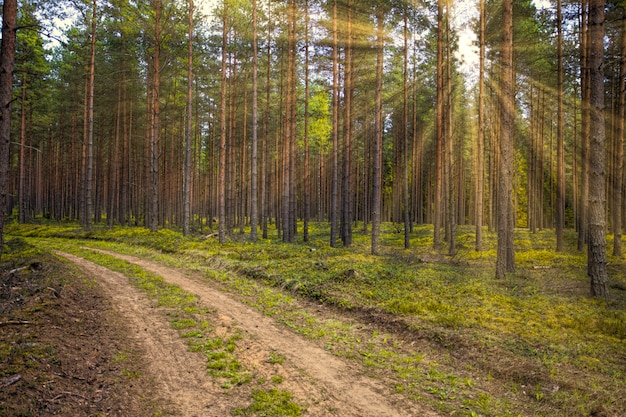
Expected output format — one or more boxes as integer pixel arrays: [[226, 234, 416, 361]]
[[556, 0, 565, 251], [219, 4, 228, 243], [578, 0, 590, 252], [250, 0, 259, 242], [588, 0, 609, 298], [149, 0, 161, 232], [371, 7, 384, 256], [183, 0, 194, 236], [341, 0, 353, 247], [330, 0, 339, 247], [434, 0, 445, 249], [403, 9, 410, 249], [496, 0, 515, 279], [475, 0, 486, 251], [0, 0, 17, 258], [84, 0, 97, 230], [613, 6, 625, 257], [303, 0, 310, 242], [18, 75, 27, 223]]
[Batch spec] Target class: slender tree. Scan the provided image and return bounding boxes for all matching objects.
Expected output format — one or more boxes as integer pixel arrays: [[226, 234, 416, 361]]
[[0, 0, 17, 258], [556, 0, 565, 251], [219, 2, 228, 243], [371, 5, 384, 256], [330, 0, 339, 247], [84, 0, 97, 230], [403, 7, 410, 249], [496, 0, 515, 279], [303, 0, 310, 242], [341, 0, 353, 247], [250, 0, 259, 242], [475, 0, 486, 251], [613, 5, 625, 257], [434, 0, 444, 249], [588, 0, 608, 298], [183, 0, 194, 236], [578, 0, 590, 252]]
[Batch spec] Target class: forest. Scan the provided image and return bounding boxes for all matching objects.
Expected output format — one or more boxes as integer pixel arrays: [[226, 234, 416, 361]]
[[1, 0, 625, 415], [0, 0, 624, 288]]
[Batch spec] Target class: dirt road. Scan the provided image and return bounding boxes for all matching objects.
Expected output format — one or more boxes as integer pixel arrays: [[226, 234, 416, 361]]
[[56, 249, 433, 416]]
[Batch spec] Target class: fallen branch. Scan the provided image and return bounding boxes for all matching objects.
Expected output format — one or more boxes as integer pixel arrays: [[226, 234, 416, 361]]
[[1, 374, 21, 387], [0, 321, 32, 327], [48, 391, 90, 402]]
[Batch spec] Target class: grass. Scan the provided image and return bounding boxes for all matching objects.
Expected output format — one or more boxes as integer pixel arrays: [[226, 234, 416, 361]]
[[7, 222, 626, 417]]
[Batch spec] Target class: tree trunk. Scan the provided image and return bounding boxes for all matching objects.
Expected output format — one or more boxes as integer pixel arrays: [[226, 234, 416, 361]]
[[475, 0, 486, 251], [341, 0, 353, 247], [330, 0, 339, 248], [556, 0, 565, 251], [434, 0, 444, 249], [371, 7, 384, 256], [148, 0, 161, 233], [18, 75, 27, 223], [250, 0, 259, 242], [613, 6, 625, 257], [219, 4, 228, 243], [588, 0, 609, 298], [303, 0, 310, 242], [403, 9, 410, 249], [578, 0, 590, 252], [496, 0, 515, 279], [0, 0, 17, 258], [183, 0, 194, 236], [84, 0, 97, 230]]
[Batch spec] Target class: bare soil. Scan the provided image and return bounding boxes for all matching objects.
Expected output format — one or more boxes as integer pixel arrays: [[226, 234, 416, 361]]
[[2, 246, 438, 416], [0, 252, 164, 416]]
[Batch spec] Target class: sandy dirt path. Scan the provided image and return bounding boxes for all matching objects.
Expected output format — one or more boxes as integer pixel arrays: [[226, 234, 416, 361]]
[[57, 249, 434, 416]]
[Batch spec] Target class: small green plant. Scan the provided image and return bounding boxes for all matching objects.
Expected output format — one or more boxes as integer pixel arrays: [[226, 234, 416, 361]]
[[233, 389, 302, 417], [267, 352, 286, 365]]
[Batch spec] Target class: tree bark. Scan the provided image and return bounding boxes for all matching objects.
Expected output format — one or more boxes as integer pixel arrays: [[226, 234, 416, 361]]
[[588, 0, 608, 298], [330, 0, 339, 248], [341, 0, 353, 247], [403, 9, 410, 249], [434, 0, 444, 249], [183, 0, 194, 236], [0, 0, 17, 258], [578, 0, 590, 252], [613, 6, 625, 257], [84, 0, 97, 230], [496, 0, 515, 279], [556, 0, 565, 251], [371, 7, 384, 256], [148, 0, 161, 233], [219, 4, 228, 243], [303, 0, 310, 242], [475, 0, 486, 251]]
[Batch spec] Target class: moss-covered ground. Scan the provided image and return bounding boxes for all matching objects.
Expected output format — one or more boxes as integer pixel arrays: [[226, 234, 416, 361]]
[[6, 222, 625, 417]]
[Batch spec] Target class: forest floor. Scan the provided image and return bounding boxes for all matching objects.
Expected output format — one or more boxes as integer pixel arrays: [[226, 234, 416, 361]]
[[1, 239, 434, 416], [1, 224, 625, 416]]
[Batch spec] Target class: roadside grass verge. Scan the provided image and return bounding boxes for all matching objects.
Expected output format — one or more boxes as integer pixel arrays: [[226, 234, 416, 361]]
[[8, 223, 626, 417]]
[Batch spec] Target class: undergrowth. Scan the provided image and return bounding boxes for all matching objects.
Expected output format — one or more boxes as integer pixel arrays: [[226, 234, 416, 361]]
[[8, 222, 626, 417]]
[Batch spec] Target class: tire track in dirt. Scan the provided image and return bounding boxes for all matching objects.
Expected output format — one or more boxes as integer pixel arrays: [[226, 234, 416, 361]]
[[55, 251, 229, 417], [85, 248, 434, 417]]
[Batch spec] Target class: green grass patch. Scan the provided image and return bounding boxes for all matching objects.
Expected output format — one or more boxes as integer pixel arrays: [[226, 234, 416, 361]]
[[233, 389, 302, 417]]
